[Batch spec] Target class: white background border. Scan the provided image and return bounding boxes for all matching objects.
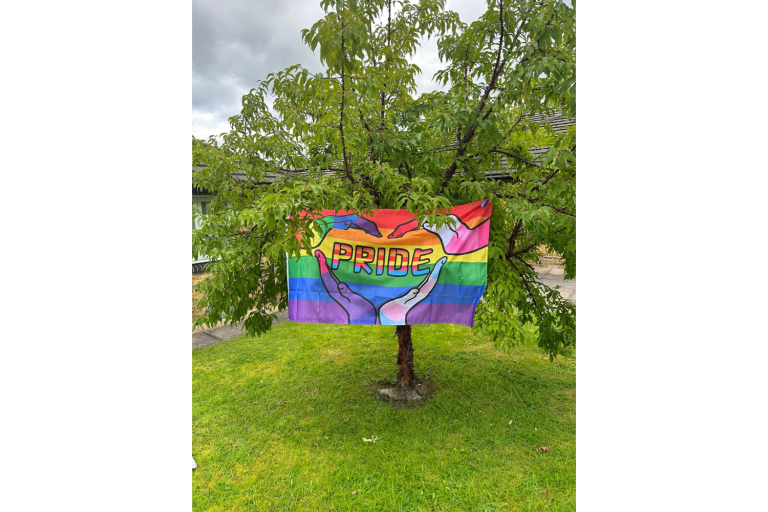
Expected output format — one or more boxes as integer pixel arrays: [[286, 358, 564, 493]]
[[1, 0, 767, 510]]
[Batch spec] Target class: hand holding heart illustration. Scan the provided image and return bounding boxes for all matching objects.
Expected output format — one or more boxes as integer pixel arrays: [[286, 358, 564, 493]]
[[311, 214, 382, 248], [378, 257, 447, 325], [315, 250, 447, 325], [388, 214, 489, 255]]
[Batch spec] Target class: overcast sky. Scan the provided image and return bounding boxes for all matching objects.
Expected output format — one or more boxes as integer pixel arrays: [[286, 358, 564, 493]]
[[192, 0, 489, 139]]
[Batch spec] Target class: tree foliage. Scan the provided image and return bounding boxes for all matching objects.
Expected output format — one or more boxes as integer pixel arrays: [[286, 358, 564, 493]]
[[193, 0, 576, 358]]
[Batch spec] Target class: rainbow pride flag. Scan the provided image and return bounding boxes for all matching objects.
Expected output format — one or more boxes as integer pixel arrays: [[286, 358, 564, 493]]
[[288, 200, 492, 327]]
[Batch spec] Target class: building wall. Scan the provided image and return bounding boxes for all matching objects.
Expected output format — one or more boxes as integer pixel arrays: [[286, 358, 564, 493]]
[[536, 245, 565, 268], [192, 271, 209, 320]]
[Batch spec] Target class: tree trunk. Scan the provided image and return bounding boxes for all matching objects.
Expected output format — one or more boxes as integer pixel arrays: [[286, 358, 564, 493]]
[[395, 325, 415, 389]]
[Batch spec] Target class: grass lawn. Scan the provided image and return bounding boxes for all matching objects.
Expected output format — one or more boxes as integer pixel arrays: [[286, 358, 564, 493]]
[[193, 322, 575, 511]]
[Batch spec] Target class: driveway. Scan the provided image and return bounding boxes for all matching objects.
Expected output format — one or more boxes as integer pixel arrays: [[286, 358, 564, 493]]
[[536, 266, 576, 304], [192, 310, 289, 349]]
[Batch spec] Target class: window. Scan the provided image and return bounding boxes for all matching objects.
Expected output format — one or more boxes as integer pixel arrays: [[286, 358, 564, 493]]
[[193, 196, 213, 264], [193, 196, 212, 230]]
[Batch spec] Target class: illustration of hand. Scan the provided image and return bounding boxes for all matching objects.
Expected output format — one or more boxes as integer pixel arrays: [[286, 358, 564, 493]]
[[389, 214, 489, 255], [379, 257, 447, 325], [315, 250, 377, 324], [311, 214, 381, 247]]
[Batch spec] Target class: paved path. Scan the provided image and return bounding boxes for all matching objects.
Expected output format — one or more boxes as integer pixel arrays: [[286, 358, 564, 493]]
[[193, 270, 574, 348], [536, 266, 576, 304], [192, 310, 289, 349]]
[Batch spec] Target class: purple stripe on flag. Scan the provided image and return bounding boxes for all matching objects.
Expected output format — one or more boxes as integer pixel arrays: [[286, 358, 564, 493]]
[[288, 299, 479, 327], [288, 299, 351, 324], [405, 302, 478, 327]]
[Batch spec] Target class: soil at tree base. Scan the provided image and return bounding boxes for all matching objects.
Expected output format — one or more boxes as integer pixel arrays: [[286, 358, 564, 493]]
[[367, 377, 436, 408]]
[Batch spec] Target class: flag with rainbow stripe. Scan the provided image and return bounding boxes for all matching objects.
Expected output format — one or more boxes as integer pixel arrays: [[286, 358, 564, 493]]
[[288, 200, 492, 327]]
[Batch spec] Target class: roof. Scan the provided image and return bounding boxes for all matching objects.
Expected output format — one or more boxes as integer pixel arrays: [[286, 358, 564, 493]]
[[485, 111, 575, 180], [528, 111, 575, 134]]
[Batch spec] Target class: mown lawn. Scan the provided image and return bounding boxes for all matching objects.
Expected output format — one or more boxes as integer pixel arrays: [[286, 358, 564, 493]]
[[193, 322, 575, 511]]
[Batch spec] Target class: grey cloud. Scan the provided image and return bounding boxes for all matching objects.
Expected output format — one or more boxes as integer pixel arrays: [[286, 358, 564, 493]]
[[193, 0, 487, 139], [193, 0, 326, 138]]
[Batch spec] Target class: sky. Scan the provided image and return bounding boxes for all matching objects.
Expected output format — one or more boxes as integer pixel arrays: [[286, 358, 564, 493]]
[[192, 0, 489, 140]]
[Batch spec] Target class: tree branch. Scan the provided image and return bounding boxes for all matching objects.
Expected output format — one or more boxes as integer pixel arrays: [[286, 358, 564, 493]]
[[487, 107, 530, 156], [440, 0, 507, 190], [544, 204, 575, 217], [339, 13, 353, 184], [490, 149, 547, 170], [507, 219, 522, 257], [513, 241, 538, 256], [380, 0, 392, 124]]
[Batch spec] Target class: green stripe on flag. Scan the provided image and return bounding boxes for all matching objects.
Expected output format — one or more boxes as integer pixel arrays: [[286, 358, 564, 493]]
[[288, 256, 487, 288]]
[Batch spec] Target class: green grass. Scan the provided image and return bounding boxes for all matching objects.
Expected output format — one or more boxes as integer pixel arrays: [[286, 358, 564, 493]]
[[193, 322, 575, 511]]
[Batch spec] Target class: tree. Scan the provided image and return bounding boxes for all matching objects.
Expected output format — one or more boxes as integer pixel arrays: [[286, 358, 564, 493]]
[[192, 0, 576, 395]]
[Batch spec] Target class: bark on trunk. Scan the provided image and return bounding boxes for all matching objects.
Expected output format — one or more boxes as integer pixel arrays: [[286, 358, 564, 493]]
[[396, 325, 415, 389]]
